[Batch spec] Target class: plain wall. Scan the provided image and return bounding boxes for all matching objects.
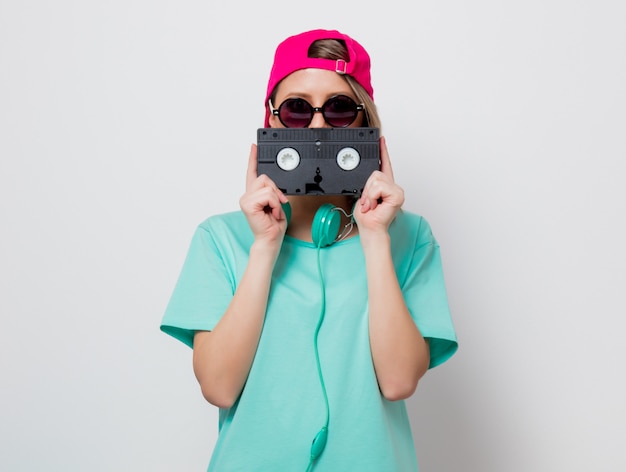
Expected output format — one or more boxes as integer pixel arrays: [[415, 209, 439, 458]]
[[1, 1, 624, 470]]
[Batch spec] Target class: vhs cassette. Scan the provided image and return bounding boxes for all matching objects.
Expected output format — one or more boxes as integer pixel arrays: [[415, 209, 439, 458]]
[[257, 127, 380, 196]]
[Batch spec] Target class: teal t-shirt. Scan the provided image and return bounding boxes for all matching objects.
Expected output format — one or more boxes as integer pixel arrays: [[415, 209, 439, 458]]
[[161, 210, 458, 471]]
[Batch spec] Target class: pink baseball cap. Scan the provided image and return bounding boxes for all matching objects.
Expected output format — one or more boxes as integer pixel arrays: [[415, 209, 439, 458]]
[[264, 29, 374, 126]]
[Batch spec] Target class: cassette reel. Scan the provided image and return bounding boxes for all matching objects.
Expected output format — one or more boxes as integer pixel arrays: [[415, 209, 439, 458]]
[[257, 127, 380, 196]]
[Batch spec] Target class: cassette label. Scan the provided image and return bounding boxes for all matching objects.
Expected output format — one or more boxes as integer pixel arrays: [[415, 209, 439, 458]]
[[257, 127, 380, 196]]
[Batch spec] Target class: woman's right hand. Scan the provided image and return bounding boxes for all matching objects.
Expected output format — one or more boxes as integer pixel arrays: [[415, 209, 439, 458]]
[[239, 144, 289, 249]]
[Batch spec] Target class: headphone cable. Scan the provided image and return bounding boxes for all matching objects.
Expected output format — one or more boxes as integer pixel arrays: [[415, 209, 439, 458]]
[[306, 245, 331, 471]]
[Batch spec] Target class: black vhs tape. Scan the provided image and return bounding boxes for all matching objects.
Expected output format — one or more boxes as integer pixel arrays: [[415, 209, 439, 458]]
[[257, 127, 380, 196]]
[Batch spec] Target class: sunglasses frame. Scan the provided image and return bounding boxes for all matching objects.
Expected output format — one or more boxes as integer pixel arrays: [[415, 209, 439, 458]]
[[269, 95, 365, 128]]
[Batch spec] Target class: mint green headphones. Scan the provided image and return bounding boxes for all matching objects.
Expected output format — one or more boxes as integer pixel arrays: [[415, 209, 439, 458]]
[[282, 202, 354, 247]]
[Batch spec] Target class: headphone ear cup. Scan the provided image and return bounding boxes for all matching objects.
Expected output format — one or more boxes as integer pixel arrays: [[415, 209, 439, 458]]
[[312, 203, 341, 247], [281, 202, 292, 226]]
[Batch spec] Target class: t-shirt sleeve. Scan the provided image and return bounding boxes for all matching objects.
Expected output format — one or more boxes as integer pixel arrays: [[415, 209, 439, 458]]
[[160, 223, 236, 348], [395, 215, 459, 369]]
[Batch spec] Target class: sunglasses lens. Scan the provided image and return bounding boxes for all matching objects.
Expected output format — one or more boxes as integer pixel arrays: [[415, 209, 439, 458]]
[[323, 96, 359, 127], [279, 98, 313, 128], [276, 95, 361, 128]]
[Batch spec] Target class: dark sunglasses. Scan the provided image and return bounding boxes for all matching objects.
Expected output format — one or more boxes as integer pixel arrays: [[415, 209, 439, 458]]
[[269, 95, 365, 128]]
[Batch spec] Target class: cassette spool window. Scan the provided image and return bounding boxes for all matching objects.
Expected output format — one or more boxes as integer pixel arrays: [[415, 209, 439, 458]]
[[336, 147, 360, 171], [276, 147, 301, 171]]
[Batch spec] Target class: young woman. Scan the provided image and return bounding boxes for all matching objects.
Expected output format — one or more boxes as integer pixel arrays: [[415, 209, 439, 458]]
[[161, 29, 458, 471]]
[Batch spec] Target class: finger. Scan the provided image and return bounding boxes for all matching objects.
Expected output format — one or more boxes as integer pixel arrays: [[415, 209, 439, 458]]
[[246, 145, 288, 204], [242, 185, 288, 223], [359, 177, 379, 213], [379, 136, 395, 181], [359, 195, 371, 213], [272, 201, 289, 221], [245, 144, 258, 191], [362, 170, 396, 212]]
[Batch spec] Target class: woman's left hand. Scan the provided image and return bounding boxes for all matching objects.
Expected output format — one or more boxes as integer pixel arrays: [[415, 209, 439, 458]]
[[353, 136, 404, 237]]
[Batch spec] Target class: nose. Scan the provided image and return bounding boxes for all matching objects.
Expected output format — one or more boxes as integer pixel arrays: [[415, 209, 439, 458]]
[[309, 109, 331, 128]]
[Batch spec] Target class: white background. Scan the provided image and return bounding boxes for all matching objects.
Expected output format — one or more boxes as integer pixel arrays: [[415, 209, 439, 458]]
[[1, 1, 625, 470]]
